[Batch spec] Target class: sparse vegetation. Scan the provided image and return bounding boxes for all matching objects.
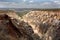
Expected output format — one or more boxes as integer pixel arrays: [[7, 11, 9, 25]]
[[16, 11, 30, 17]]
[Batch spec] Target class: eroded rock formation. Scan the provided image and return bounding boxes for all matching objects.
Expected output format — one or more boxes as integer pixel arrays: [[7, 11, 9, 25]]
[[0, 10, 60, 40], [23, 10, 60, 40], [0, 12, 34, 40]]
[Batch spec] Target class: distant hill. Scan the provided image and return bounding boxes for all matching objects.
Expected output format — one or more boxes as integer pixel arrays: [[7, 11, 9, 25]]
[[0, 8, 60, 11]]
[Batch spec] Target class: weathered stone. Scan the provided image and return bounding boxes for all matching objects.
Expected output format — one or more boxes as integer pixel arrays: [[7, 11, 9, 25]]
[[0, 13, 34, 40], [23, 10, 60, 40]]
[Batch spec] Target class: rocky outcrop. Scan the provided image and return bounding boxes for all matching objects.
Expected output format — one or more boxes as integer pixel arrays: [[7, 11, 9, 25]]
[[0, 10, 60, 40], [23, 10, 60, 40], [0, 10, 21, 20], [0, 12, 34, 40]]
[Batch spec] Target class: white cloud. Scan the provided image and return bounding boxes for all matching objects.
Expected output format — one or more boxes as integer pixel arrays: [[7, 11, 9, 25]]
[[53, 1, 59, 3], [53, 1, 60, 4], [41, 2, 51, 6], [0, 1, 60, 8], [51, 0, 60, 4], [29, 0, 34, 3], [0, 2, 20, 8], [23, 0, 27, 2]]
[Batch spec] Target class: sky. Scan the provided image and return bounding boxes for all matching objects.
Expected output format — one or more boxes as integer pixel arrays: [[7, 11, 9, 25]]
[[0, 0, 60, 8]]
